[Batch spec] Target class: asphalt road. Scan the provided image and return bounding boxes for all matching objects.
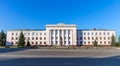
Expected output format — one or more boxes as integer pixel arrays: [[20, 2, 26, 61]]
[[0, 48, 120, 66]]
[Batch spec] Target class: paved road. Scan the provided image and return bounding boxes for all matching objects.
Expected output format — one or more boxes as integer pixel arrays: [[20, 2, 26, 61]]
[[0, 48, 120, 66]]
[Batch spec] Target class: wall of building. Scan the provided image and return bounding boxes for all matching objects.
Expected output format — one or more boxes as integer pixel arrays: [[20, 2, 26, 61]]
[[6, 23, 116, 47], [6, 30, 46, 46], [77, 30, 115, 46]]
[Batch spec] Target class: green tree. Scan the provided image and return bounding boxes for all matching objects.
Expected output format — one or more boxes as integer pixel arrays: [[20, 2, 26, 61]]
[[93, 40, 98, 47], [0, 30, 6, 46], [18, 31, 25, 47], [118, 36, 120, 47], [111, 35, 116, 46], [26, 40, 31, 47]]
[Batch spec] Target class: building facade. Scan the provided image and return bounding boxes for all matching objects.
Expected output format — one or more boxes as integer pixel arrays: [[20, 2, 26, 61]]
[[6, 23, 115, 47]]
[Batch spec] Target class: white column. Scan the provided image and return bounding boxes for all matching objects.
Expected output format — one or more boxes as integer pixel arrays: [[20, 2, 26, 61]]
[[66, 30, 68, 45], [49, 30, 51, 45], [58, 30, 59, 45], [70, 30, 73, 45], [62, 30, 64, 45], [53, 30, 56, 45]]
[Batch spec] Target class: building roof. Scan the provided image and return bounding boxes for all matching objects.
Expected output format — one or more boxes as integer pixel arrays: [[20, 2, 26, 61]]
[[46, 23, 76, 27], [8, 29, 46, 31], [77, 29, 115, 31]]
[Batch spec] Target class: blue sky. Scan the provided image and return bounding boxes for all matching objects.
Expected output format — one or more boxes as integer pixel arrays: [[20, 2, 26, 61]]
[[0, 0, 120, 36]]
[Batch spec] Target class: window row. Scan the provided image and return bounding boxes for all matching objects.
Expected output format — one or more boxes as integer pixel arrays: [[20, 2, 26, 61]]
[[84, 41, 111, 44], [83, 37, 111, 40], [11, 32, 46, 36], [11, 37, 46, 40], [11, 41, 46, 45], [83, 32, 110, 35], [51, 41, 71, 44]]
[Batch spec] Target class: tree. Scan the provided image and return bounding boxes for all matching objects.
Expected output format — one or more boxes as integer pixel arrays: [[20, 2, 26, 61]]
[[0, 30, 6, 46], [26, 40, 31, 47], [93, 40, 98, 47], [111, 35, 116, 46], [118, 36, 120, 47], [18, 31, 25, 47]]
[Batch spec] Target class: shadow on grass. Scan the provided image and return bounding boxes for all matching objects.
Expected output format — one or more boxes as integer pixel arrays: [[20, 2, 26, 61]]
[[0, 56, 120, 66]]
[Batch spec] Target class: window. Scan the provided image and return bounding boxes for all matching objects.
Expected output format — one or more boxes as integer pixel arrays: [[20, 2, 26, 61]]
[[28, 33, 30, 36], [104, 37, 106, 40], [40, 33, 42, 35], [56, 37, 58, 39], [36, 42, 38, 44], [108, 37, 110, 40], [16, 33, 18, 36], [44, 42, 46, 44], [64, 41, 66, 44], [68, 30, 70, 34], [32, 32, 34, 35], [59, 30, 62, 35], [40, 42, 42, 44], [32, 37, 34, 40], [92, 32, 94, 35], [108, 41, 110, 44], [69, 37, 70, 39], [84, 41, 86, 44], [32, 42, 34, 44], [80, 37, 82, 40], [16, 37, 18, 40], [69, 41, 71, 44], [11, 42, 13, 44], [56, 41, 58, 44], [104, 32, 105, 35], [36, 37, 38, 40], [40, 37, 42, 40], [104, 41, 106, 44], [100, 41, 102, 44], [84, 33, 86, 35], [64, 37, 66, 39], [77, 41, 78, 44], [88, 37, 90, 40], [80, 33, 82, 35], [92, 37, 94, 40], [36, 33, 38, 36], [100, 37, 102, 40], [51, 30, 53, 35], [11, 37, 14, 40], [84, 37, 86, 40], [99, 32, 101, 35], [95, 32, 97, 35], [51, 37, 53, 39], [64, 30, 66, 35], [15, 42, 18, 44], [51, 41, 53, 44], [96, 37, 98, 40], [55, 30, 57, 34], [12, 33, 14, 35], [88, 33, 90, 35], [44, 33, 46, 35], [44, 37, 46, 40], [80, 41, 82, 44], [28, 37, 30, 40], [107, 32, 109, 35]]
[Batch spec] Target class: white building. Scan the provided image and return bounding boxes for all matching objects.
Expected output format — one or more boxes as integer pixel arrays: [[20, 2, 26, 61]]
[[6, 23, 115, 47]]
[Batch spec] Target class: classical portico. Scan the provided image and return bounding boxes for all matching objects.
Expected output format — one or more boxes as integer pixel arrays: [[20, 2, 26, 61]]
[[46, 23, 77, 46]]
